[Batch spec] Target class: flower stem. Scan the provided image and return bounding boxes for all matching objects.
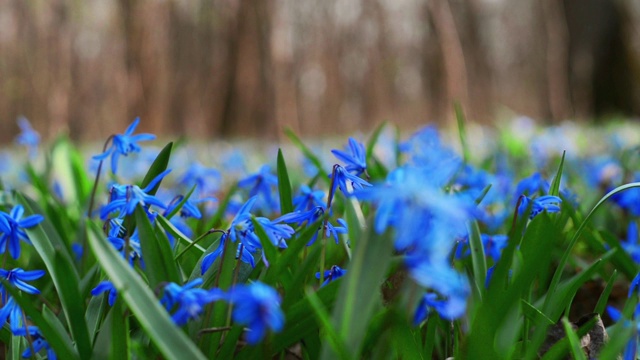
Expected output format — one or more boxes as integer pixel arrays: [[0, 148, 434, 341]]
[[87, 135, 114, 218], [320, 164, 340, 285]]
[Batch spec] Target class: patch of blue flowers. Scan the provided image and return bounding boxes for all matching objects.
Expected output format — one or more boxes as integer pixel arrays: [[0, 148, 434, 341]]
[[3, 116, 640, 359]]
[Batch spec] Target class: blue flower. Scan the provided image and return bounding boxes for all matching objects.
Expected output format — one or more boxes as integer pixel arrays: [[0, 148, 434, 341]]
[[160, 279, 223, 326], [0, 297, 25, 333], [315, 265, 347, 286], [413, 291, 468, 324], [15, 327, 57, 360], [325, 219, 347, 245], [226, 282, 284, 344], [622, 222, 640, 264], [100, 169, 171, 219], [330, 165, 371, 196], [91, 281, 118, 306], [0, 268, 45, 298], [92, 117, 156, 175], [0, 205, 44, 259], [514, 173, 549, 199], [517, 195, 562, 219], [331, 137, 367, 176], [201, 233, 228, 275], [292, 185, 326, 211], [179, 162, 222, 196], [237, 165, 279, 213], [15, 116, 40, 159]]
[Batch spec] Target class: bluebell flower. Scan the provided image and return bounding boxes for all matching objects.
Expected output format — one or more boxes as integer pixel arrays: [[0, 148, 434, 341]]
[[514, 173, 549, 199], [455, 234, 507, 262], [622, 222, 640, 264], [611, 174, 640, 216], [0, 268, 45, 298], [330, 165, 372, 196], [237, 165, 279, 213], [292, 185, 326, 211], [15, 116, 40, 159], [160, 279, 223, 326], [71, 243, 84, 261], [254, 217, 295, 249], [629, 272, 640, 298], [92, 117, 156, 175], [15, 326, 57, 360], [100, 169, 171, 219], [607, 304, 640, 360], [201, 233, 228, 275], [226, 281, 284, 344], [331, 137, 367, 176], [517, 195, 562, 219], [0, 297, 25, 333], [315, 265, 346, 286], [413, 292, 468, 324], [179, 162, 222, 196], [0, 205, 44, 259], [107, 228, 143, 266], [91, 281, 118, 306], [324, 218, 347, 245]]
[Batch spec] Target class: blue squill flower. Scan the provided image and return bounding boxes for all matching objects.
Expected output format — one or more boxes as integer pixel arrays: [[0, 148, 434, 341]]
[[0, 268, 45, 298], [292, 185, 326, 211], [330, 165, 371, 195], [254, 217, 295, 249], [160, 278, 223, 326], [201, 233, 228, 275], [91, 281, 118, 306], [315, 265, 346, 286], [325, 218, 347, 245], [100, 170, 171, 219], [514, 173, 549, 199], [238, 165, 278, 213], [331, 137, 367, 175], [226, 281, 284, 344], [92, 117, 156, 175], [179, 162, 222, 196], [0, 297, 24, 333], [622, 222, 640, 264], [15, 117, 40, 159], [15, 327, 57, 360], [0, 205, 44, 259], [607, 304, 640, 360], [517, 195, 562, 219], [413, 291, 468, 324]]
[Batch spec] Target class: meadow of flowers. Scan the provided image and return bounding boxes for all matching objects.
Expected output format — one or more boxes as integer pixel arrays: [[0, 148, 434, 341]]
[[2, 114, 640, 359]]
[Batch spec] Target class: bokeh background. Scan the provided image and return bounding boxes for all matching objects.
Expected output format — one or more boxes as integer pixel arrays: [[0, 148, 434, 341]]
[[1, 0, 640, 141]]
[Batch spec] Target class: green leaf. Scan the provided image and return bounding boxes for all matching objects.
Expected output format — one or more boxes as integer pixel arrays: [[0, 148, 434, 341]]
[[454, 102, 470, 163], [467, 220, 487, 300], [3, 284, 79, 360], [521, 300, 554, 326], [15, 193, 91, 358], [594, 270, 618, 315], [544, 182, 640, 311], [277, 149, 294, 215], [164, 184, 197, 220], [322, 220, 394, 359], [156, 215, 206, 259], [135, 205, 181, 288], [140, 142, 173, 195], [284, 128, 328, 185], [365, 121, 387, 161], [562, 318, 587, 360], [305, 287, 350, 360], [86, 221, 207, 360], [549, 151, 566, 197]]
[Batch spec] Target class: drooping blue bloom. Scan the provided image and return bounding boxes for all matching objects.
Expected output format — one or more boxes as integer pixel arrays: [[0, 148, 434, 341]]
[[517, 195, 562, 219], [179, 162, 222, 197], [292, 185, 326, 211], [413, 292, 468, 324], [254, 217, 295, 249], [226, 281, 284, 344], [15, 116, 40, 159], [160, 279, 223, 326], [15, 326, 57, 360], [100, 169, 171, 219], [455, 234, 508, 262], [607, 304, 640, 360], [201, 233, 228, 275], [0, 297, 25, 333], [622, 222, 640, 264], [0, 205, 44, 259], [330, 165, 371, 196], [515, 173, 549, 199], [331, 137, 367, 176], [92, 117, 156, 175], [611, 174, 640, 216], [237, 165, 279, 213], [324, 218, 347, 245], [91, 281, 118, 306], [0, 268, 45, 298], [315, 265, 347, 286]]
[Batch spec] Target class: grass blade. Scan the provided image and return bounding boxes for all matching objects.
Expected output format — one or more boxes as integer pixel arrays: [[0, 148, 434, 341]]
[[86, 221, 207, 360], [277, 149, 294, 215], [135, 205, 181, 287]]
